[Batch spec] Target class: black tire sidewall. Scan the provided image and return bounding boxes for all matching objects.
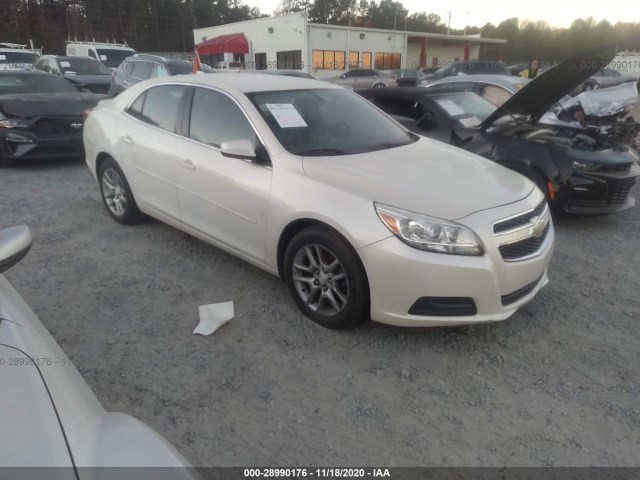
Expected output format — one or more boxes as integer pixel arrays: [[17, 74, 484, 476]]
[[98, 158, 141, 224], [284, 226, 370, 329]]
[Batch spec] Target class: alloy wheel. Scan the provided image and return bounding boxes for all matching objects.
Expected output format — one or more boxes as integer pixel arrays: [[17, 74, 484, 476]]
[[102, 168, 128, 217]]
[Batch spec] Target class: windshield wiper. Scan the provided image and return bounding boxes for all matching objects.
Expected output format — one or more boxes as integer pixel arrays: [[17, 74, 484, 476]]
[[296, 148, 347, 156]]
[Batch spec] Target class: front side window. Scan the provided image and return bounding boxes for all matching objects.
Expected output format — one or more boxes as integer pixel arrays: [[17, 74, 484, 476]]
[[127, 85, 187, 132], [248, 88, 416, 156], [189, 88, 257, 148]]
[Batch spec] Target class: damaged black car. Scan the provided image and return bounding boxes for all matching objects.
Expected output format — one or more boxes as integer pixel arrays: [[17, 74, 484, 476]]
[[359, 46, 640, 214], [0, 70, 106, 167]]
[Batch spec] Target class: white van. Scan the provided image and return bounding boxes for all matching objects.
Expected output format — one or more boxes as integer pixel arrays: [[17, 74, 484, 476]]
[[66, 41, 136, 69], [0, 43, 39, 70]]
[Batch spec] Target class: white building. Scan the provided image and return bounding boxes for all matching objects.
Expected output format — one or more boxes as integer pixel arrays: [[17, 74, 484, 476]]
[[193, 12, 507, 79]]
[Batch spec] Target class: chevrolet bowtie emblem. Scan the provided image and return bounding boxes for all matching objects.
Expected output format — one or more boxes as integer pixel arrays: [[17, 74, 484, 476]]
[[529, 215, 545, 238], [70, 123, 83, 129]]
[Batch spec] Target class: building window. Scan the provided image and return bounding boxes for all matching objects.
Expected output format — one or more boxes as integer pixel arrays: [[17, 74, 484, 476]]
[[255, 53, 267, 70], [349, 51, 359, 68], [312, 50, 346, 70], [276, 50, 302, 69], [374, 52, 401, 70], [362, 52, 372, 69]]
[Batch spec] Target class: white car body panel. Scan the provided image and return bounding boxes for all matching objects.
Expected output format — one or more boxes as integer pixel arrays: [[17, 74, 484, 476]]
[[84, 73, 553, 326]]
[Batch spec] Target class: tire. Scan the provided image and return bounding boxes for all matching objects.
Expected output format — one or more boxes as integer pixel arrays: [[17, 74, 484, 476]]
[[98, 157, 143, 224], [284, 226, 370, 329], [373, 83, 386, 89]]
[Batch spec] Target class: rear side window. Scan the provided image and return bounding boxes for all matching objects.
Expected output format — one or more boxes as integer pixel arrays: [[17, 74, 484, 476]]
[[127, 85, 187, 133], [188, 87, 257, 148], [131, 61, 152, 80]]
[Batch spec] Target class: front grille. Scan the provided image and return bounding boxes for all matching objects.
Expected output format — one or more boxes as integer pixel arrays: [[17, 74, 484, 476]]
[[501, 274, 544, 306], [408, 297, 477, 316], [493, 200, 547, 234], [33, 118, 83, 138], [597, 163, 632, 174], [608, 186, 632, 205], [499, 224, 550, 261]]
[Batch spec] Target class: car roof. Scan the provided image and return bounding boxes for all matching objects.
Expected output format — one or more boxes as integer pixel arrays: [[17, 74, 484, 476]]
[[424, 74, 531, 89], [42, 55, 97, 61], [141, 73, 341, 94], [0, 69, 48, 76]]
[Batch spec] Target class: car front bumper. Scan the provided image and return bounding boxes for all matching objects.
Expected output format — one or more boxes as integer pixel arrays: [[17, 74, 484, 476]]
[[561, 161, 640, 214], [0, 129, 85, 161], [358, 189, 554, 327]]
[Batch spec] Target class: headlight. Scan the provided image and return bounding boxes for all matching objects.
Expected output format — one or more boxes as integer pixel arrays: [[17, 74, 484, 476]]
[[374, 202, 484, 256], [0, 118, 31, 129], [571, 160, 598, 171]]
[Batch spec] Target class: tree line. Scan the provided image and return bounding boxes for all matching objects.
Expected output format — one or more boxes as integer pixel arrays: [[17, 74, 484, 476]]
[[2, 0, 639, 60]]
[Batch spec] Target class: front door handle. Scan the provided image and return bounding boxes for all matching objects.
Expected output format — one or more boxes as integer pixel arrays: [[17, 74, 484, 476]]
[[181, 159, 196, 171], [122, 135, 134, 145]]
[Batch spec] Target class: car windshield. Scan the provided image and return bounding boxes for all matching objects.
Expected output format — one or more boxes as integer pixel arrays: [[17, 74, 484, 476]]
[[60, 58, 111, 75], [96, 48, 135, 68], [248, 88, 417, 156], [429, 92, 498, 127], [0, 73, 78, 94], [0, 51, 38, 68]]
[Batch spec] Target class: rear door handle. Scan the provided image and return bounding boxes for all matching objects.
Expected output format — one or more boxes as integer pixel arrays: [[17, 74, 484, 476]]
[[181, 159, 196, 170], [122, 135, 134, 145]]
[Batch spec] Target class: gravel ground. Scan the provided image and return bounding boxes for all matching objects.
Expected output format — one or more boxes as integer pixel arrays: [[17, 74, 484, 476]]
[[1, 155, 639, 468]]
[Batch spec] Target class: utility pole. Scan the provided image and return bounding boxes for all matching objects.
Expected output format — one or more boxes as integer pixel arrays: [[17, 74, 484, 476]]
[[447, 11, 451, 35]]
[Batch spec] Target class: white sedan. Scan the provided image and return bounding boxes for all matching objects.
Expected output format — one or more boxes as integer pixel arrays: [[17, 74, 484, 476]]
[[0, 225, 200, 475], [83, 73, 554, 329]]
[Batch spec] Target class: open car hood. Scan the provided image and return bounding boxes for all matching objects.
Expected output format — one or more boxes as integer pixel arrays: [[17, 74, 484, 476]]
[[479, 45, 618, 129]]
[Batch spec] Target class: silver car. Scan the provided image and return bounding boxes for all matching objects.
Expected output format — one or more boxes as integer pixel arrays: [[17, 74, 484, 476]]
[[326, 68, 397, 90], [83, 73, 553, 329], [0, 225, 200, 476]]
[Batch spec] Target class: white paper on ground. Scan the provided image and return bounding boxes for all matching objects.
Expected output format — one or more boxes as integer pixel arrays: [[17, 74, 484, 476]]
[[266, 103, 308, 128], [193, 302, 234, 335]]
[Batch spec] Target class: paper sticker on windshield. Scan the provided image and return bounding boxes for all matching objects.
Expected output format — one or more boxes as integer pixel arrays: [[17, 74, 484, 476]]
[[100, 55, 107, 61], [266, 103, 308, 128], [436, 99, 466, 116], [458, 116, 481, 127], [0, 55, 6, 60], [60, 61, 71, 67]]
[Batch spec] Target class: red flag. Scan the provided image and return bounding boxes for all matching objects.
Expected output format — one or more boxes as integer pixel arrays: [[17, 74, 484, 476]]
[[192, 49, 202, 74]]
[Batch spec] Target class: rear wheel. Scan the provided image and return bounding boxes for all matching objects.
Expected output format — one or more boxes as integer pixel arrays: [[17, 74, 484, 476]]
[[373, 83, 386, 89], [284, 226, 369, 329], [98, 157, 143, 224]]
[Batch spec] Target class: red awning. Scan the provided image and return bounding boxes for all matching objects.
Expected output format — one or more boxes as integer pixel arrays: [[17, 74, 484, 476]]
[[195, 33, 249, 55]]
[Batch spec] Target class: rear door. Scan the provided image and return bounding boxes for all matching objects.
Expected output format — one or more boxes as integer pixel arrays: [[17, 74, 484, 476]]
[[358, 69, 379, 89], [174, 86, 272, 262], [115, 84, 187, 220]]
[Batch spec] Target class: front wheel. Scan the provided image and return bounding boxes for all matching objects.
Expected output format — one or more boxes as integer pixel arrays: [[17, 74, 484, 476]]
[[98, 158, 143, 224], [284, 226, 370, 329], [373, 83, 386, 89]]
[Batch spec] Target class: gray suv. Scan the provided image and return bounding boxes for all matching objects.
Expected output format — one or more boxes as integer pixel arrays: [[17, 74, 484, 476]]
[[109, 54, 195, 96]]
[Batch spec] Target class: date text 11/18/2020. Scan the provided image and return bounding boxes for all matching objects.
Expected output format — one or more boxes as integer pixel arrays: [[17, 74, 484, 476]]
[[243, 468, 391, 478]]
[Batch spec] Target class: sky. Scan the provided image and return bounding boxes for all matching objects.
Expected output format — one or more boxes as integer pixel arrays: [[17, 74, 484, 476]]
[[249, 0, 636, 29]]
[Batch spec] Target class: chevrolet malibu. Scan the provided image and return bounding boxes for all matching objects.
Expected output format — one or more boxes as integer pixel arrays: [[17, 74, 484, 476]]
[[83, 74, 554, 329]]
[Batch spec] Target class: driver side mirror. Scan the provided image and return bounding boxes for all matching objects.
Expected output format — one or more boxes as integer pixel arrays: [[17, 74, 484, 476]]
[[0, 225, 33, 274], [220, 139, 257, 161], [416, 112, 437, 130]]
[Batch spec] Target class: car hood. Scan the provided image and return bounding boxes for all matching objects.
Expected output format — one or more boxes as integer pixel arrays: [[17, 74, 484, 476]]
[[302, 137, 534, 220], [0, 92, 106, 118], [63, 74, 112, 84], [480, 45, 618, 129]]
